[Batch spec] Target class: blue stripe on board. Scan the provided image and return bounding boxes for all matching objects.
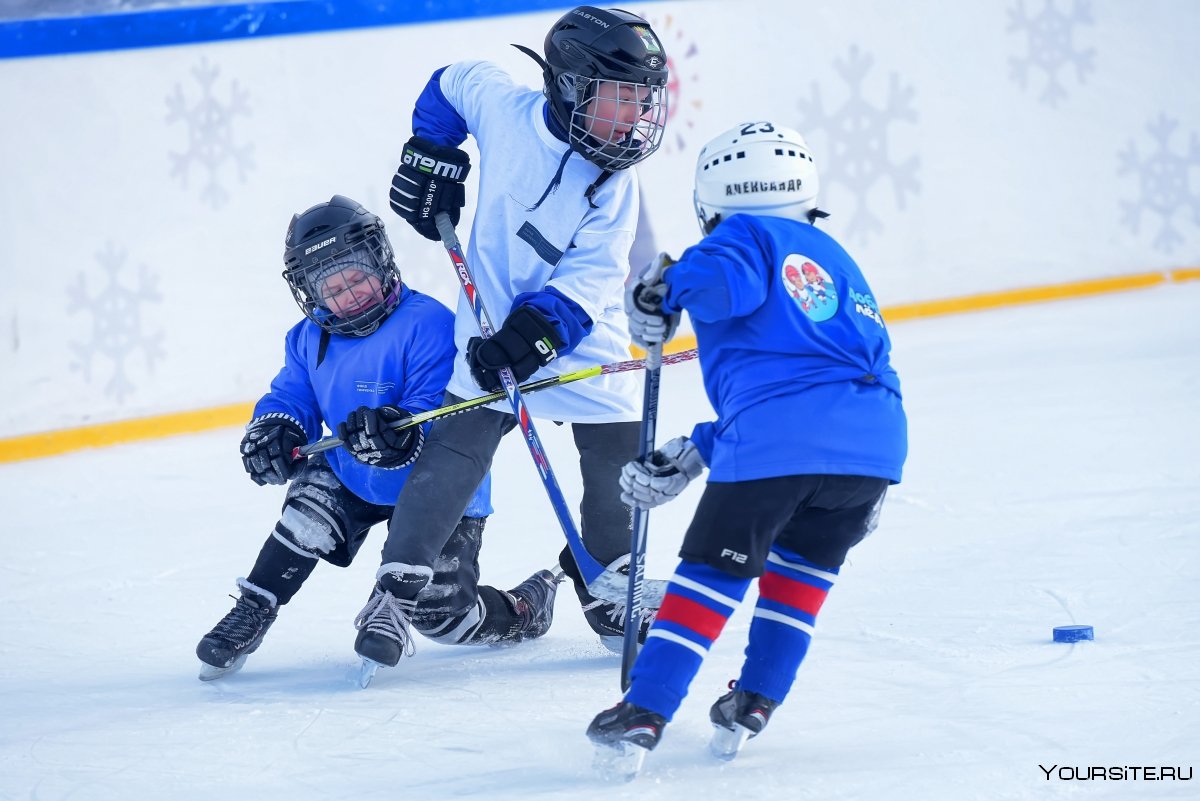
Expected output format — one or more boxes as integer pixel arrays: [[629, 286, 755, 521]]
[[0, 0, 585, 59]]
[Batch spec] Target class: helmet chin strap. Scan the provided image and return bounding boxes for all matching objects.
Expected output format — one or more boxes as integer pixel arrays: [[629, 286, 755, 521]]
[[512, 42, 548, 70], [513, 43, 575, 133], [512, 41, 612, 206]]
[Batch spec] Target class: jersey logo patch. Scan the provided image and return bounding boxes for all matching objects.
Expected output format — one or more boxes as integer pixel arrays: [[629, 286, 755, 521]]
[[355, 380, 396, 394], [781, 255, 838, 321], [849, 287, 886, 328]]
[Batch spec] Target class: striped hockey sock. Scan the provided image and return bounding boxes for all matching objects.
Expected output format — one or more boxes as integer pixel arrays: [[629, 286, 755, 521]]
[[625, 560, 750, 720], [737, 545, 839, 703]]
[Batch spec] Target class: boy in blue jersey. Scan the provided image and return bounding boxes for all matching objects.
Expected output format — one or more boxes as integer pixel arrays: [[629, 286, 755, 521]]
[[194, 196, 559, 681], [352, 7, 671, 662], [586, 123, 909, 776]]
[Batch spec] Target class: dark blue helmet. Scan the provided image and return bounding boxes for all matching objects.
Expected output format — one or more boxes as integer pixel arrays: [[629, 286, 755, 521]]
[[282, 195, 401, 337]]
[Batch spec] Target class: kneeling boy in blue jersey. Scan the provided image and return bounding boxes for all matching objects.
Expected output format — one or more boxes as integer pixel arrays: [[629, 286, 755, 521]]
[[195, 196, 558, 682]]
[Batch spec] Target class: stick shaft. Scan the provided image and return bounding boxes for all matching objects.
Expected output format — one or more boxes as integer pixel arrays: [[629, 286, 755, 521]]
[[620, 342, 662, 691], [294, 348, 699, 457]]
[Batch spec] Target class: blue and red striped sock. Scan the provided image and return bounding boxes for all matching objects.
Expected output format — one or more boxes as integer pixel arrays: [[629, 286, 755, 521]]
[[625, 560, 750, 720], [737, 545, 839, 702]]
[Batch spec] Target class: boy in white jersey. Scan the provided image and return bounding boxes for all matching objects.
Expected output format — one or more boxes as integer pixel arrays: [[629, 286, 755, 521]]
[[347, 7, 670, 669]]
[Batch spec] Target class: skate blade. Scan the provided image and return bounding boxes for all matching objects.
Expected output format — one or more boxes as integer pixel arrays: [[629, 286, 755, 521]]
[[708, 723, 753, 761], [358, 657, 384, 689], [197, 654, 247, 682], [592, 741, 648, 782], [597, 635, 623, 655]]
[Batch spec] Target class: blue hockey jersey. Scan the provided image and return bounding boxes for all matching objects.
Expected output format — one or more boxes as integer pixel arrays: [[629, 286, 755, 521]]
[[252, 285, 492, 512], [662, 214, 908, 483]]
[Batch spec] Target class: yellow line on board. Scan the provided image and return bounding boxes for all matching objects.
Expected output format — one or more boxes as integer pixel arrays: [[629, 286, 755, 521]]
[[0, 403, 253, 464], [3, 268, 1196, 463], [881, 271, 1169, 322]]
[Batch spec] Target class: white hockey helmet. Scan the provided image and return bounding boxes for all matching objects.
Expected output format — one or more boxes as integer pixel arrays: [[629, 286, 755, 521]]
[[693, 121, 822, 235]]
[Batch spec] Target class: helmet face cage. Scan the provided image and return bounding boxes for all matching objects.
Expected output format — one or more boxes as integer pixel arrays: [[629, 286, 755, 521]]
[[693, 122, 821, 235], [564, 74, 668, 171], [283, 205, 401, 337], [542, 7, 670, 171]]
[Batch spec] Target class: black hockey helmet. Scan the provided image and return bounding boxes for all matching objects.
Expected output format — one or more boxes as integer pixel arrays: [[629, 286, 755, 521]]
[[518, 6, 669, 171], [282, 195, 401, 337]]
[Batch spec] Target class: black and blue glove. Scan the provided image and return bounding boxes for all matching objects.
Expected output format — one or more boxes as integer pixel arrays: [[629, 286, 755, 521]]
[[241, 414, 307, 486], [338, 406, 423, 469]]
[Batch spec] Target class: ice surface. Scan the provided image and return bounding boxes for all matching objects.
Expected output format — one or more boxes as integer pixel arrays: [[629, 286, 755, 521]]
[[1, 283, 1197, 799]]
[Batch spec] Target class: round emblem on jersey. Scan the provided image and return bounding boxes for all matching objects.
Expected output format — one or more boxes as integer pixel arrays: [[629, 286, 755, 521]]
[[781, 255, 838, 321]]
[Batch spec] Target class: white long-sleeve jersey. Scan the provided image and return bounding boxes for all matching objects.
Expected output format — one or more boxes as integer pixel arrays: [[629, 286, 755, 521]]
[[435, 60, 641, 423]]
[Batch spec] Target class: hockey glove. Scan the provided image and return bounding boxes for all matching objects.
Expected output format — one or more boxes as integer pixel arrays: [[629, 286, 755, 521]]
[[466, 305, 564, 392], [389, 135, 471, 241], [338, 406, 424, 469], [619, 435, 706, 509], [625, 252, 680, 349], [241, 414, 308, 486]]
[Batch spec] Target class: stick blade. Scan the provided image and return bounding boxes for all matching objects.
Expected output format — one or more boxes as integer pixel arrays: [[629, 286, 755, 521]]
[[586, 573, 667, 607]]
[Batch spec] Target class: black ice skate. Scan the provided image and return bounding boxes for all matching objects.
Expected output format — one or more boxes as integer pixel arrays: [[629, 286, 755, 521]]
[[708, 683, 780, 760], [497, 567, 564, 645], [586, 701, 666, 782], [572, 556, 655, 653], [353, 573, 419, 688], [196, 581, 278, 681]]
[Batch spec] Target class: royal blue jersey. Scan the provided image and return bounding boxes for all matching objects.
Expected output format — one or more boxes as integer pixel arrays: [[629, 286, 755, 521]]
[[252, 285, 492, 512], [662, 214, 907, 483]]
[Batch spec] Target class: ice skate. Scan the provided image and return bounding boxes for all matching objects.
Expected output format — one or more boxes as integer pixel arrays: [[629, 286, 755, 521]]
[[196, 582, 278, 681], [586, 701, 666, 782], [572, 556, 655, 653], [708, 685, 779, 760], [496, 567, 563, 645], [353, 574, 418, 688]]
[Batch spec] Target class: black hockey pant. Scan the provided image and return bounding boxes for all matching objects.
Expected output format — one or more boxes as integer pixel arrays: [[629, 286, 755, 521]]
[[380, 392, 638, 596], [241, 452, 520, 644]]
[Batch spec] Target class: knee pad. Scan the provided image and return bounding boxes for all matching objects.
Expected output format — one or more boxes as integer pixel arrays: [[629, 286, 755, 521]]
[[276, 496, 345, 556]]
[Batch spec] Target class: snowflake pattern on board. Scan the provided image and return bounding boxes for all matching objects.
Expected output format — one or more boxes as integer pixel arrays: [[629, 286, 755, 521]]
[[795, 45, 919, 244], [1007, 0, 1096, 108], [1118, 114, 1200, 254], [67, 244, 165, 402], [165, 57, 255, 209]]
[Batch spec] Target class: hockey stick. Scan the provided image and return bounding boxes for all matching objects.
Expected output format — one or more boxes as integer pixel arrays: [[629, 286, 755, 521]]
[[293, 348, 698, 458], [434, 213, 664, 606], [621, 340, 662, 691]]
